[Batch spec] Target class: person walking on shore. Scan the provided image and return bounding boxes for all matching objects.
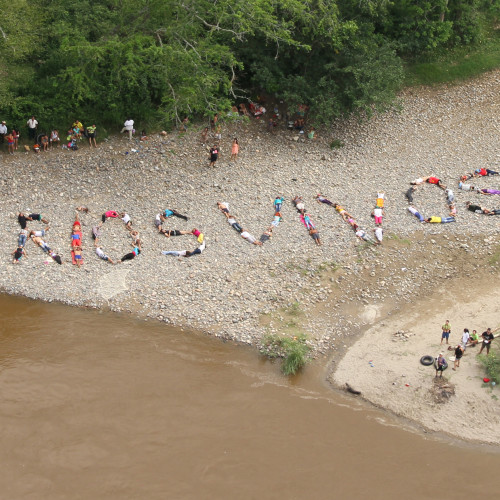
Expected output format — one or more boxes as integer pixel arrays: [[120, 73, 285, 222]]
[[209, 145, 219, 167], [121, 118, 134, 140], [441, 320, 451, 345], [27, 116, 38, 141]]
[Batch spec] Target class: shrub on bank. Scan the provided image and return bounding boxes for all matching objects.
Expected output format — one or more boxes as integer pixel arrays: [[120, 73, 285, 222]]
[[260, 333, 311, 376]]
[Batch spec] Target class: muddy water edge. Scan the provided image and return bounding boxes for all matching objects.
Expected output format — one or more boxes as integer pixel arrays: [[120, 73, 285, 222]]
[[0, 294, 498, 500]]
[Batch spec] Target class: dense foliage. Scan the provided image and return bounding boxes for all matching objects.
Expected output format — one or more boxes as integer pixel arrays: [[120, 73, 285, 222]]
[[0, 0, 497, 129]]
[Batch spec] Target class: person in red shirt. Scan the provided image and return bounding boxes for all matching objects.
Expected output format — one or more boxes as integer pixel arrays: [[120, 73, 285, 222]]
[[426, 177, 446, 189]]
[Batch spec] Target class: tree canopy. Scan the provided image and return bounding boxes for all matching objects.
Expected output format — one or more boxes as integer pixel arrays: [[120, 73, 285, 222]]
[[0, 0, 495, 128]]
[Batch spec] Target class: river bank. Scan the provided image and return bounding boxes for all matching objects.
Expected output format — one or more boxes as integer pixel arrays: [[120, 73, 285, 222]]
[[0, 71, 498, 443]]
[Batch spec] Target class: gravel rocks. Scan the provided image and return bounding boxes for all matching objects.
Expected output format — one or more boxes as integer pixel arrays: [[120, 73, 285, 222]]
[[0, 71, 498, 350]]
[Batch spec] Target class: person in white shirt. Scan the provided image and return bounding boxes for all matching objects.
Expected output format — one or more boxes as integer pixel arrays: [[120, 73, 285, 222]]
[[373, 227, 383, 244], [27, 116, 38, 140], [121, 118, 134, 140], [0, 121, 7, 144], [120, 212, 132, 230], [372, 207, 384, 225]]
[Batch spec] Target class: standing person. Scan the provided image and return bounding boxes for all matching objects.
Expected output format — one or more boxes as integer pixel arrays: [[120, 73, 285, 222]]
[[86, 124, 97, 147], [201, 127, 209, 145], [211, 113, 218, 131], [435, 353, 447, 378], [478, 327, 497, 355], [230, 138, 239, 161], [121, 118, 134, 140], [461, 328, 470, 349], [12, 127, 20, 150], [453, 345, 464, 370], [27, 116, 38, 141], [0, 121, 7, 144], [441, 320, 451, 345], [208, 144, 219, 167], [6, 131, 15, 154]]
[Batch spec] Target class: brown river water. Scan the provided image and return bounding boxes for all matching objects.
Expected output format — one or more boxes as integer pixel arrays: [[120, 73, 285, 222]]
[[0, 294, 498, 499]]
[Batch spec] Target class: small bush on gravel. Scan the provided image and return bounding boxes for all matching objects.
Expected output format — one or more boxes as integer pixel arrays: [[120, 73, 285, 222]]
[[260, 333, 311, 376], [330, 139, 344, 149]]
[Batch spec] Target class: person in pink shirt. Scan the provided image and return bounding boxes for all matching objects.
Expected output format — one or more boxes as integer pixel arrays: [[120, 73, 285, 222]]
[[101, 210, 119, 223]]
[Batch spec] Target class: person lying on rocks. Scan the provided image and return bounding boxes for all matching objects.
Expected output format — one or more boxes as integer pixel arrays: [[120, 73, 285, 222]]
[[460, 173, 474, 182], [241, 229, 263, 245], [92, 222, 103, 246], [405, 186, 416, 203], [484, 208, 500, 215], [73, 246, 83, 268], [18, 213, 33, 229], [155, 213, 166, 233], [410, 177, 430, 185], [479, 188, 500, 195], [407, 206, 425, 222], [192, 228, 204, 243], [31, 235, 51, 252], [458, 181, 476, 191], [424, 216, 456, 223], [120, 245, 141, 263], [29, 213, 49, 224], [315, 194, 334, 206], [130, 230, 142, 247], [120, 212, 132, 230], [226, 214, 243, 233], [372, 207, 384, 226], [48, 250, 62, 265], [355, 228, 374, 243], [102, 210, 119, 223], [376, 192, 385, 208], [18, 229, 29, 248], [309, 228, 321, 246], [374, 227, 383, 245], [449, 203, 457, 217], [162, 229, 193, 237], [185, 240, 206, 257], [274, 196, 284, 212], [292, 196, 305, 214], [473, 167, 499, 177], [303, 213, 315, 230], [12, 245, 27, 264], [95, 246, 115, 264], [163, 208, 188, 221], [271, 212, 282, 227], [426, 176, 446, 189], [76, 206, 89, 213], [260, 227, 273, 244], [217, 201, 230, 215], [333, 204, 351, 221], [29, 226, 50, 238], [445, 188, 454, 204]]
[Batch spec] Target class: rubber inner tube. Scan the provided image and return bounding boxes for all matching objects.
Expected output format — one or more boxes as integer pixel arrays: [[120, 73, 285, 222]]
[[420, 355, 434, 366]]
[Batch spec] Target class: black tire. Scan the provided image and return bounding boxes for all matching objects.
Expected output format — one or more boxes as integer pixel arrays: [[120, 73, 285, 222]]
[[420, 355, 434, 366]]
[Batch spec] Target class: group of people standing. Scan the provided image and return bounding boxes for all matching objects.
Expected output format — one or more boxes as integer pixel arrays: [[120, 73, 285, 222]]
[[435, 320, 498, 376]]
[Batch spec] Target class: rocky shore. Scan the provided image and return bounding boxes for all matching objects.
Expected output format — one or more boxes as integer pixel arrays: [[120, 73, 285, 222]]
[[0, 70, 498, 357]]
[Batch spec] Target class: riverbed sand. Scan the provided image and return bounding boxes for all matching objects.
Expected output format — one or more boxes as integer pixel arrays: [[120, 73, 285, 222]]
[[333, 280, 500, 444]]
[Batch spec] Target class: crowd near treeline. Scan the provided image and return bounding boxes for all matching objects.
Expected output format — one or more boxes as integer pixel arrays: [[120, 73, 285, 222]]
[[0, 0, 499, 131]]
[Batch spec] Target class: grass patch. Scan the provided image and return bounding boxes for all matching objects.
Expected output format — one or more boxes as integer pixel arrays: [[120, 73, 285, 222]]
[[387, 233, 412, 245], [478, 347, 500, 384], [287, 301, 302, 316], [405, 24, 500, 86], [260, 333, 311, 375], [488, 246, 500, 266], [330, 139, 344, 149]]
